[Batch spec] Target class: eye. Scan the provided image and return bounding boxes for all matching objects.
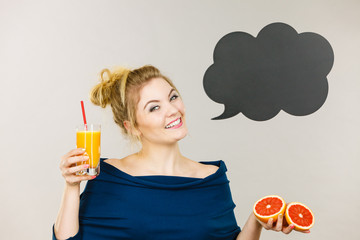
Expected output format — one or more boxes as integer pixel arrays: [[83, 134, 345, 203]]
[[170, 94, 179, 101], [149, 105, 160, 112]]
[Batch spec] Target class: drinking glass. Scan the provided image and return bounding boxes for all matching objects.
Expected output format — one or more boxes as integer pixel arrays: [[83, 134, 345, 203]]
[[76, 124, 101, 176]]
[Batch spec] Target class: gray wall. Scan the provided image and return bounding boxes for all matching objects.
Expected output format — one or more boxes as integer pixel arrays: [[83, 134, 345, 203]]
[[1, 0, 359, 239]]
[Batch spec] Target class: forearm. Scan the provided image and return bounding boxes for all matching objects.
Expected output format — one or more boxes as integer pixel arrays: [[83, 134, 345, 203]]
[[54, 184, 81, 240], [237, 213, 263, 240]]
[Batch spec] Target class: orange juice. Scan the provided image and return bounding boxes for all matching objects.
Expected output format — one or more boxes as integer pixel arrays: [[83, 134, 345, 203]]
[[76, 129, 101, 175]]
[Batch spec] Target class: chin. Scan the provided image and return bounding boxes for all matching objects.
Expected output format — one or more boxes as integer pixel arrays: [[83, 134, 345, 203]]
[[175, 133, 187, 141], [174, 128, 188, 141]]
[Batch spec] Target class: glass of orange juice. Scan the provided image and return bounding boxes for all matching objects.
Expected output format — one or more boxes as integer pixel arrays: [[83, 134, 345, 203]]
[[76, 124, 101, 176]]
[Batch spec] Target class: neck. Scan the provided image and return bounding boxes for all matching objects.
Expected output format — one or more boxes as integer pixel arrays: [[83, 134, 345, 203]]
[[137, 141, 184, 175]]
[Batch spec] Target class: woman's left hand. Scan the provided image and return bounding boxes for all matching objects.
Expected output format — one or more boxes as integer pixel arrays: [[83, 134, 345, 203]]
[[256, 213, 310, 234]]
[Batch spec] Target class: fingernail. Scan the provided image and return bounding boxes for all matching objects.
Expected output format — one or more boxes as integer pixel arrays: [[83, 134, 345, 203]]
[[91, 176, 97, 179], [290, 224, 295, 229], [84, 164, 89, 169], [305, 230, 310, 233], [81, 148, 86, 151]]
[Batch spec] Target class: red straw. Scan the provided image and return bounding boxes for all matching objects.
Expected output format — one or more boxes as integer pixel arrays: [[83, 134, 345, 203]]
[[80, 101, 88, 130]]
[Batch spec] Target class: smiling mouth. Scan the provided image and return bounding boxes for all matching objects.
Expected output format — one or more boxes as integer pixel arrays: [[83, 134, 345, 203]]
[[165, 118, 182, 129]]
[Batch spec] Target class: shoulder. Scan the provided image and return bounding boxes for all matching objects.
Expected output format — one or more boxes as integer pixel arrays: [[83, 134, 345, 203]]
[[104, 155, 135, 172], [201, 162, 220, 176], [185, 159, 219, 178], [104, 154, 153, 176], [104, 158, 121, 167]]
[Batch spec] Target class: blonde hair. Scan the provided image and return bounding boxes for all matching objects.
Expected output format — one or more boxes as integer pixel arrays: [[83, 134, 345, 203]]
[[90, 65, 179, 142]]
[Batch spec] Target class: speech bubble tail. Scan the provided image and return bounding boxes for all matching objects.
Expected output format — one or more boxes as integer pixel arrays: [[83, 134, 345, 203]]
[[211, 105, 240, 120]]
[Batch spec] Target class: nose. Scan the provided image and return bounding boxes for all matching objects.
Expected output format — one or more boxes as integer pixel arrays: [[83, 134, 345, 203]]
[[166, 102, 178, 117]]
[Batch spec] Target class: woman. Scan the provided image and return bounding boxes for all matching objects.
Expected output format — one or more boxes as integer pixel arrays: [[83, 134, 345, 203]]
[[54, 65, 303, 239]]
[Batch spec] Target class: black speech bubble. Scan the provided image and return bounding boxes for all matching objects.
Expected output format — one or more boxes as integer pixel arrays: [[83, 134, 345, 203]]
[[203, 22, 334, 121]]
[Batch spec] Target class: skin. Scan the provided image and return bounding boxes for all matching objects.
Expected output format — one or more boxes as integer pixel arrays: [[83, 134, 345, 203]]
[[108, 77, 218, 178], [55, 149, 94, 239], [54, 77, 309, 239]]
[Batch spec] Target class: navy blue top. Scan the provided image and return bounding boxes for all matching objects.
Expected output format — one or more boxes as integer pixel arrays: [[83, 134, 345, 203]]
[[53, 158, 241, 240]]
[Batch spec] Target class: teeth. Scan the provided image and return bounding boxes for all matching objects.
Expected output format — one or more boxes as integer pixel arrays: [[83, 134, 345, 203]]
[[165, 118, 181, 129]]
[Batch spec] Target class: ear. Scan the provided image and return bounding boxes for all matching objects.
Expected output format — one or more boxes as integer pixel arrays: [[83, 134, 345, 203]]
[[123, 120, 141, 137]]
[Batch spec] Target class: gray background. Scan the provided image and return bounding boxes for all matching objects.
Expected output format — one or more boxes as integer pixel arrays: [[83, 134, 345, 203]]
[[1, 0, 359, 239]]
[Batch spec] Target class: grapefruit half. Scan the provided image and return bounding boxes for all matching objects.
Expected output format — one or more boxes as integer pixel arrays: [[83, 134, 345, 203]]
[[285, 202, 314, 231], [253, 195, 286, 223]]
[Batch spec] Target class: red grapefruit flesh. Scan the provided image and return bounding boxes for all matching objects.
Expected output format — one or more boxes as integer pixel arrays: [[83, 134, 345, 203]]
[[285, 202, 314, 231], [253, 195, 286, 223]]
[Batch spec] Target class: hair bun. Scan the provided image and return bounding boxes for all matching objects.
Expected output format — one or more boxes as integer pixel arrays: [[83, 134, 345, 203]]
[[90, 67, 130, 108]]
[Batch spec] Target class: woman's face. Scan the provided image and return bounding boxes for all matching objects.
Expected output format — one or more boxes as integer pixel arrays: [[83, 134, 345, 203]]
[[135, 77, 188, 145]]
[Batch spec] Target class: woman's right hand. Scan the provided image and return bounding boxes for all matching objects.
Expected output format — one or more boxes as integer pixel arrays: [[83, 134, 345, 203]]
[[60, 148, 95, 186]]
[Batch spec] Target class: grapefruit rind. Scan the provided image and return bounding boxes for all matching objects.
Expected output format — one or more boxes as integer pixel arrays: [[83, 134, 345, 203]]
[[253, 195, 286, 223], [285, 202, 314, 231]]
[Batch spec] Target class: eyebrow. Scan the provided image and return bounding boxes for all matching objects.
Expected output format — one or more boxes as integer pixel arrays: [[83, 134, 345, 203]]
[[143, 88, 175, 110]]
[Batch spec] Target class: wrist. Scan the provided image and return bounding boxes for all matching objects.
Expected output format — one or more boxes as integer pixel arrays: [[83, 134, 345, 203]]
[[65, 182, 80, 192], [250, 212, 263, 229]]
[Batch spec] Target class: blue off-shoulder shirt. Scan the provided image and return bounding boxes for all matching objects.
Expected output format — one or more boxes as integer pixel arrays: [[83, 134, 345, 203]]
[[53, 158, 241, 240]]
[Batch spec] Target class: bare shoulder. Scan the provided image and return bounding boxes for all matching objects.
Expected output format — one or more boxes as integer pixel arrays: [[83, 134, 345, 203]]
[[104, 155, 135, 171], [200, 162, 219, 176], [186, 159, 219, 178], [104, 158, 121, 171], [104, 157, 122, 166], [104, 158, 117, 165]]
